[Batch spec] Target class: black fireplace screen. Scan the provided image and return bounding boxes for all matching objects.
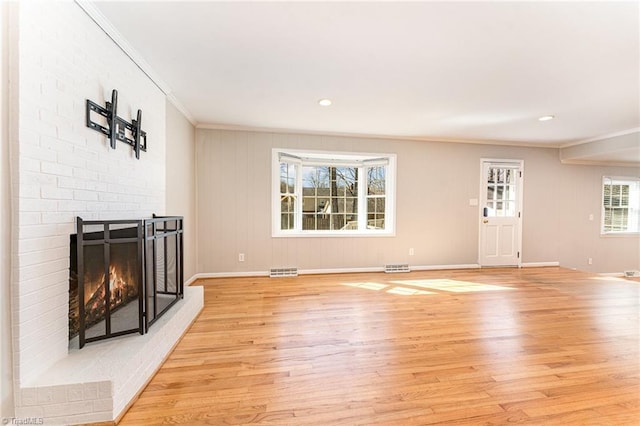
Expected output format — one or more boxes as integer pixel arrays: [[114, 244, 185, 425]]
[[69, 215, 183, 348]]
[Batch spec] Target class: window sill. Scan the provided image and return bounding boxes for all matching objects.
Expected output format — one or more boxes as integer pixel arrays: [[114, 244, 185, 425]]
[[600, 232, 640, 238], [273, 230, 395, 238]]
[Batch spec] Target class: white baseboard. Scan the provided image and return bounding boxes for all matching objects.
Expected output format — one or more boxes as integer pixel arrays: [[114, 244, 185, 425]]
[[193, 269, 379, 279], [598, 272, 625, 277], [192, 271, 270, 280], [412, 264, 480, 271], [521, 262, 560, 268], [300, 266, 384, 275], [184, 274, 202, 286], [193, 263, 488, 280]]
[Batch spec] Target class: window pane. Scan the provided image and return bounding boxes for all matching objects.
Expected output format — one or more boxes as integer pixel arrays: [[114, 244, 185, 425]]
[[367, 212, 385, 229], [346, 198, 358, 214], [368, 166, 385, 195], [506, 185, 515, 201], [281, 197, 294, 213], [505, 169, 514, 184], [612, 185, 621, 206], [621, 185, 630, 206], [366, 199, 384, 224], [281, 213, 294, 230], [612, 208, 628, 230], [603, 185, 611, 206], [318, 198, 329, 212], [302, 166, 325, 230], [302, 197, 315, 212], [487, 186, 495, 201], [302, 214, 316, 230], [280, 163, 296, 194], [366, 165, 387, 232], [317, 217, 330, 230], [604, 208, 612, 231]]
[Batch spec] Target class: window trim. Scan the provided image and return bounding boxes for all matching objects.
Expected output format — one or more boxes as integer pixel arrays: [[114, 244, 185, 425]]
[[272, 148, 396, 237], [601, 175, 640, 236]]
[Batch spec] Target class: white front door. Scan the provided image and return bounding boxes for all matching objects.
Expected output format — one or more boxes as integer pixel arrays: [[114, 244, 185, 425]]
[[479, 160, 523, 267]]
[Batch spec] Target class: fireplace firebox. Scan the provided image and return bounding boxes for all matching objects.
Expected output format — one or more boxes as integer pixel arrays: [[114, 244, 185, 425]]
[[69, 215, 184, 348]]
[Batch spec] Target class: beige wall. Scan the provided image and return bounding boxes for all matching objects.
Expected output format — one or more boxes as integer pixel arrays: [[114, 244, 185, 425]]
[[557, 163, 640, 273], [194, 129, 639, 274], [165, 101, 197, 280]]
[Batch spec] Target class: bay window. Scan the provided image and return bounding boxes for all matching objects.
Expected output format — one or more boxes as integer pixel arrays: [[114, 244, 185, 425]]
[[273, 149, 396, 236]]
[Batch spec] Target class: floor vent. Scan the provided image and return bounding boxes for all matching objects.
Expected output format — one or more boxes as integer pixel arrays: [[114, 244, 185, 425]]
[[624, 270, 640, 278], [270, 268, 298, 278], [384, 264, 410, 273]]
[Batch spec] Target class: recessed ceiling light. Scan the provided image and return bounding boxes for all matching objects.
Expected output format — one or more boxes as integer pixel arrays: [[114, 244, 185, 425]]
[[318, 99, 332, 107], [538, 115, 555, 121]]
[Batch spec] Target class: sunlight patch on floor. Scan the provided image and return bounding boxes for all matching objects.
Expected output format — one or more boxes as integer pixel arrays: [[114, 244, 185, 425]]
[[391, 279, 514, 293], [341, 281, 436, 296], [387, 286, 434, 296], [341, 278, 513, 296], [591, 276, 636, 283], [342, 282, 388, 291]]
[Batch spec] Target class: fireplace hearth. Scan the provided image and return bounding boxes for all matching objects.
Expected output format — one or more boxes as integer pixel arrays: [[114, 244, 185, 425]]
[[69, 215, 184, 348]]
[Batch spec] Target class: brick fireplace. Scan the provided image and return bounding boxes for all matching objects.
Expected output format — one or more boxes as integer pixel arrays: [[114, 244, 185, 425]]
[[8, 1, 202, 423]]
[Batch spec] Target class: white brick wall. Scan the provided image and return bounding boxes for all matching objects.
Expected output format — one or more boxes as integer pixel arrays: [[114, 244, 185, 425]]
[[14, 0, 165, 385], [9, 0, 186, 423]]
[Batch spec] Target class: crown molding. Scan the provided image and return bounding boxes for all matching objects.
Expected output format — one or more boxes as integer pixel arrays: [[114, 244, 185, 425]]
[[560, 158, 640, 168], [560, 127, 640, 148], [196, 122, 560, 149], [75, 0, 197, 126], [166, 93, 197, 126]]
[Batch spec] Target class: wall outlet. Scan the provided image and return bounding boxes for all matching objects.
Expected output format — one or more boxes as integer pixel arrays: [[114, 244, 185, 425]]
[[588, 257, 593, 265], [239, 253, 245, 262], [409, 248, 414, 256]]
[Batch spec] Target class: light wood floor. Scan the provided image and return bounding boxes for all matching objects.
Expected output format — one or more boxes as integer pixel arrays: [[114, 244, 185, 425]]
[[119, 267, 639, 425]]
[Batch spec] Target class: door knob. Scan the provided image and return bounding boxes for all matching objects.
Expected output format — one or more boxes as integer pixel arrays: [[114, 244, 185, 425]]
[[483, 219, 489, 224]]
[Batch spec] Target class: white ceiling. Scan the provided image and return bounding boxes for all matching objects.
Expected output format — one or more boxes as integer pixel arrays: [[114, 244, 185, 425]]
[[90, 1, 639, 157]]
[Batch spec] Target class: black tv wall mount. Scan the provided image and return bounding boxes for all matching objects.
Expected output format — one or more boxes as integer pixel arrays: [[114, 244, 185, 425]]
[[86, 89, 147, 159]]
